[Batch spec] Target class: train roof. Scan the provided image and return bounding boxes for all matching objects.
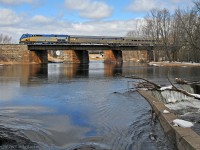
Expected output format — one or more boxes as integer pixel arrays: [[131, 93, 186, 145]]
[[69, 35, 123, 39], [69, 35, 152, 40], [35, 34, 68, 37], [20, 34, 68, 38]]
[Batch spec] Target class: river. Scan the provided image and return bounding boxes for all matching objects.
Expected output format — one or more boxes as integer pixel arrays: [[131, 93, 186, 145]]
[[0, 61, 200, 150]]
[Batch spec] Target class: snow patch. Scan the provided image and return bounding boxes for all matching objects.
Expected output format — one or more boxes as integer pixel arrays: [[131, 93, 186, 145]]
[[191, 94, 200, 99], [173, 123, 178, 127], [160, 85, 173, 91], [173, 119, 193, 128], [163, 110, 170, 114]]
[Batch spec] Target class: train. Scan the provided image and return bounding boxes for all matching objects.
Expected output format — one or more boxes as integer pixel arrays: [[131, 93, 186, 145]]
[[19, 33, 153, 45]]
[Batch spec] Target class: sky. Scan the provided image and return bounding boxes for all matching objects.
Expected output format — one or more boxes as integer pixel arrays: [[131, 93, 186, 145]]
[[0, 0, 193, 43]]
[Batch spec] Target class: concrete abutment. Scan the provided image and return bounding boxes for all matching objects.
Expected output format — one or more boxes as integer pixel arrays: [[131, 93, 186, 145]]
[[0, 45, 48, 64], [30, 50, 48, 64], [104, 50, 123, 63], [63, 50, 89, 63]]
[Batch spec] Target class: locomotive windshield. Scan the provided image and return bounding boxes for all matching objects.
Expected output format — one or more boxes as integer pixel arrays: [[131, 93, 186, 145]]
[[20, 34, 30, 40]]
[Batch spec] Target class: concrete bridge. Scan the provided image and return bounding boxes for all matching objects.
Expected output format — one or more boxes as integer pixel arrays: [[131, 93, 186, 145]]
[[0, 44, 153, 64], [27, 43, 153, 51], [28, 44, 153, 63]]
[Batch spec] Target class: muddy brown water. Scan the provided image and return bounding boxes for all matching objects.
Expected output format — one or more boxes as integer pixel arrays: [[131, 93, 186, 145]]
[[0, 61, 200, 149]]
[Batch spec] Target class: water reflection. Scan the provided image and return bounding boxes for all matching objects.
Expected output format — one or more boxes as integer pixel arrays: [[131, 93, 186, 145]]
[[62, 63, 89, 79], [2, 62, 198, 149], [1, 63, 200, 87], [0, 62, 124, 86], [104, 63, 122, 77], [20, 64, 48, 86]]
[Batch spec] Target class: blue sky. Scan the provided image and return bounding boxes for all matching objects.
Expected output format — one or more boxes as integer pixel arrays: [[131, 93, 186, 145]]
[[0, 0, 193, 42]]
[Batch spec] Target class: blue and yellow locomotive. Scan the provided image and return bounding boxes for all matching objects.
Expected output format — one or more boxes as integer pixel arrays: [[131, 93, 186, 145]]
[[19, 34, 69, 44]]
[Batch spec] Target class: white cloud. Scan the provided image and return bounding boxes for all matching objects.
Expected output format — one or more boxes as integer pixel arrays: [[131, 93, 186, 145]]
[[0, 12, 143, 43], [0, 8, 22, 26], [128, 0, 161, 12], [170, 0, 183, 2], [31, 15, 53, 24], [0, 6, 143, 43], [128, 0, 193, 12], [70, 20, 143, 36], [169, 0, 192, 3], [65, 0, 112, 19], [0, 0, 33, 5]]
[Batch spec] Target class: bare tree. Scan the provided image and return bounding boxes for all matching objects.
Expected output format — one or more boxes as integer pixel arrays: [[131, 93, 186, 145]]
[[126, 19, 145, 38], [143, 9, 160, 61], [175, 5, 200, 62], [129, 1, 200, 62], [143, 8, 185, 62], [143, 9, 173, 61], [0, 33, 12, 44]]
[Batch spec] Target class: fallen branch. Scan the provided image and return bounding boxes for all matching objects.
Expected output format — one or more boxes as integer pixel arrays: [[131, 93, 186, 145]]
[[116, 73, 200, 100], [168, 77, 200, 100], [175, 78, 200, 85], [116, 73, 161, 90]]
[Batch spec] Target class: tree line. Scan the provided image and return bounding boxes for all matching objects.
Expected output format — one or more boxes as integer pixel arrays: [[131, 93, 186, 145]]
[[0, 33, 12, 44], [127, 0, 200, 62]]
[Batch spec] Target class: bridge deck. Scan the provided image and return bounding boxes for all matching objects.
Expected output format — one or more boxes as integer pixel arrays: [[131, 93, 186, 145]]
[[27, 44, 153, 51]]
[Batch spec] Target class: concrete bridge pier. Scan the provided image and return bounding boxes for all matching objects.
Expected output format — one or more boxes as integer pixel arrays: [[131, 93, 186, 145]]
[[63, 50, 89, 63], [104, 50, 123, 63], [30, 50, 48, 64]]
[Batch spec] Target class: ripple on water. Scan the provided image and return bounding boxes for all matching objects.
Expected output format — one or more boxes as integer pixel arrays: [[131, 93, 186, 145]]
[[0, 63, 183, 150]]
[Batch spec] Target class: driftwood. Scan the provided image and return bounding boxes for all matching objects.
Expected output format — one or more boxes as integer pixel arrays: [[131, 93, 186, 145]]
[[168, 77, 200, 100], [175, 78, 200, 85], [175, 78, 188, 84], [116, 74, 200, 100], [116, 73, 161, 90]]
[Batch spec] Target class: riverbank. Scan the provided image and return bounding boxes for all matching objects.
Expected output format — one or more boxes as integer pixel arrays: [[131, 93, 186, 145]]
[[89, 54, 104, 60], [149, 61, 200, 67], [0, 54, 104, 65], [0, 62, 38, 65], [139, 90, 200, 150]]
